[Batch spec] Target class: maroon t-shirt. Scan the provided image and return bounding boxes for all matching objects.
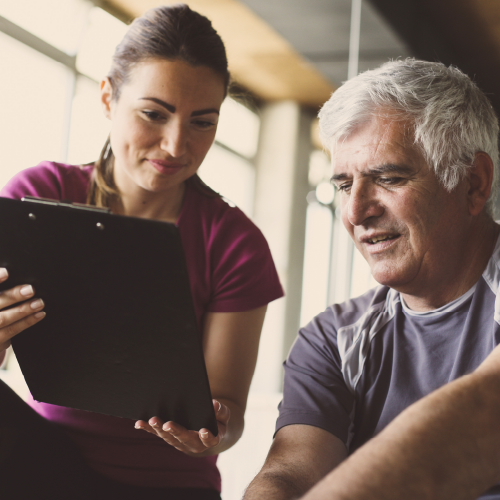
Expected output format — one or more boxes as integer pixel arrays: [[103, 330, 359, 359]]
[[1, 161, 284, 490]]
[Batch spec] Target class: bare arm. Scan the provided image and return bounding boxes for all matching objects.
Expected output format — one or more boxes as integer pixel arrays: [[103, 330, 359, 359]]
[[244, 425, 347, 500], [136, 306, 267, 456], [302, 344, 500, 500]]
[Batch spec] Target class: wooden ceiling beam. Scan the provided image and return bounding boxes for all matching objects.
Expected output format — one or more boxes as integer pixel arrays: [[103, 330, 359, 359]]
[[102, 0, 334, 109]]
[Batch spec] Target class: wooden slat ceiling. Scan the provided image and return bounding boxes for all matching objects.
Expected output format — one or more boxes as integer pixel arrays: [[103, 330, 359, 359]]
[[103, 0, 500, 115], [102, 0, 335, 110]]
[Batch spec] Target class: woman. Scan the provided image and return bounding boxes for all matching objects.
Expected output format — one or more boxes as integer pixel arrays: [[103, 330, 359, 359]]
[[0, 5, 283, 499]]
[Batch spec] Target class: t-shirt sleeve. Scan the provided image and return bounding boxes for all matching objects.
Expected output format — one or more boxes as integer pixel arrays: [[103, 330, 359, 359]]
[[0, 162, 65, 200], [207, 207, 284, 312], [276, 308, 355, 445]]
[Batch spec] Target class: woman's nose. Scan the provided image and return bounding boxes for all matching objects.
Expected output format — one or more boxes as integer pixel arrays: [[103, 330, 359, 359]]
[[345, 182, 383, 226], [161, 123, 187, 158]]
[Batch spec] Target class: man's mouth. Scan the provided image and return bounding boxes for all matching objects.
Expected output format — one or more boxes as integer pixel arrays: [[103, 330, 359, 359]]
[[366, 234, 399, 244]]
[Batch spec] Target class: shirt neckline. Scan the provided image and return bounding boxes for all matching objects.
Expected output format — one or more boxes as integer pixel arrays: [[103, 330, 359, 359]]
[[400, 283, 477, 317]]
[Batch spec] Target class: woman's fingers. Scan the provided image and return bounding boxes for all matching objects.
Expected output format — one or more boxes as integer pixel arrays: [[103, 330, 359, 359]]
[[213, 399, 230, 426], [134, 401, 230, 454], [0, 271, 46, 351], [0, 306, 46, 351], [0, 298, 45, 330], [135, 417, 222, 454], [0, 283, 36, 310], [198, 427, 219, 448], [0, 268, 8, 283], [162, 421, 219, 453], [0, 298, 45, 327]]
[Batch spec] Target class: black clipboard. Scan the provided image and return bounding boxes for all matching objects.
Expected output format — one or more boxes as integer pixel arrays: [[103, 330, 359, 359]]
[[0, 196, 218, 435]]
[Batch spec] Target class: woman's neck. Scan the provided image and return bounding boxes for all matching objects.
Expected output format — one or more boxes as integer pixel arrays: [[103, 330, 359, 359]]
[[111, 181, 186, 223]]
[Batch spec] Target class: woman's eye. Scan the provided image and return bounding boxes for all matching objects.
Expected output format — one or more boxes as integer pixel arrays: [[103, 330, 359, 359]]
[[192, 120, 216, 130], [141, 110, 164, 121]]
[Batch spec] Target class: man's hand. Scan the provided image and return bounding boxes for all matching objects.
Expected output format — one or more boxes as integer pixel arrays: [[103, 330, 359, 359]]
[[0, 268, 46, 363], [134, 399, 229, 455], [243, 425, 347, 500]]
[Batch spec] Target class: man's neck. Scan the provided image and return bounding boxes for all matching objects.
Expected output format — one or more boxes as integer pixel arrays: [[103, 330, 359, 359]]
[[401, 217, 500, 312]]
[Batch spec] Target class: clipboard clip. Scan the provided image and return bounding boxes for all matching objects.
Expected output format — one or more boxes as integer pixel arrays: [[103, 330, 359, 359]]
[[22, 196, 112, 214]]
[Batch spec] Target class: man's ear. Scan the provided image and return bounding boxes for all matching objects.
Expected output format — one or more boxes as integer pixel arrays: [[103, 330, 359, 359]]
[[100, 77, 113, 120], [467, 152, 494, 216]]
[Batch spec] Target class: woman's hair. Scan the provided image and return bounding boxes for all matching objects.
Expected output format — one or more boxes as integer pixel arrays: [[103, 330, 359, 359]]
[[88, 3, 229, 206], [318, 58, 500, 215]]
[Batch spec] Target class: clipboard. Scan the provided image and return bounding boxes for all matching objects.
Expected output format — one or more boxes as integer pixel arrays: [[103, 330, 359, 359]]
[[0, 196, 218, 435]]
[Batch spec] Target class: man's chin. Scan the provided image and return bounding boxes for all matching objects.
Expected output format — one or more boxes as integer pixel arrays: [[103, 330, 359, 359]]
[[370, 268, 413, 290]]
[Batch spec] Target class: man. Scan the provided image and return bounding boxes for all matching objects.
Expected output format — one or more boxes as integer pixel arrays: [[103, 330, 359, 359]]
[[244, 59, 500, 500]]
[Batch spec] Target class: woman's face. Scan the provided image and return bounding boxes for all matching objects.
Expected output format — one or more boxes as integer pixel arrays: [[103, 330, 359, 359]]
[[101, 59, 226, 196]]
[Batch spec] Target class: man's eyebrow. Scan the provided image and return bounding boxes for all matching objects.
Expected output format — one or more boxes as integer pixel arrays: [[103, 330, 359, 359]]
[[139, 97, 219, 116], [366, 164, 415, 176], [331, 163, 415, 183]]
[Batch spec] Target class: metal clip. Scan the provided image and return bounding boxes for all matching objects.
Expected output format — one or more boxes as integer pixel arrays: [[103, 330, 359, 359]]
[[21, 196, 111, 213]]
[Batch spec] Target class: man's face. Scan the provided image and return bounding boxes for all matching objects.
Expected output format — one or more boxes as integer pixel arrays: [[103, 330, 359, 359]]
[[332, 116, 470, 294]]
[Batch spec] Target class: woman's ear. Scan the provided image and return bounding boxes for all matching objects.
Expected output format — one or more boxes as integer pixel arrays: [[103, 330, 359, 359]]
[[467, 152, 494, 216], [100, 77, 113, 119]]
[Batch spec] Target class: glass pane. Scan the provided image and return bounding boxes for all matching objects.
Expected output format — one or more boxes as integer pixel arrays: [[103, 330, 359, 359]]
[[198, 144, 255, 217], [0, 0, 91, 54], [328, 213, 354, 304], [350, 247, 378, 298], [216, 98, 260, 158], [308, 149, 331, 187], [67, 76, 110, 165], [0, 31, 69, 189], [77, 7, 127, 82], [300, 202, 333, 326]]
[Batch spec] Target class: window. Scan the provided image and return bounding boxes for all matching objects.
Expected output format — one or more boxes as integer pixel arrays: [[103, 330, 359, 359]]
[[0, 30, 70, 188], [198, 97, 260, 216]]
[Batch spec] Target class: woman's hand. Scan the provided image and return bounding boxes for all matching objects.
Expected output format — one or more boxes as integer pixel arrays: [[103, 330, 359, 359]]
[[133, 307, 267, 457], [134, 399, 230, 455], [0, 268, 46, 355]]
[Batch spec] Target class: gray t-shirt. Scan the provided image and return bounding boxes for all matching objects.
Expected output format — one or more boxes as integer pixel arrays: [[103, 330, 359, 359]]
[[277, 236, 500, 499]]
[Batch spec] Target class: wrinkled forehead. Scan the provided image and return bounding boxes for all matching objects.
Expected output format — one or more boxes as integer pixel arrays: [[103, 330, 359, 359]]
[[331, 111, 416, 151], [330, 115, 421, 170]]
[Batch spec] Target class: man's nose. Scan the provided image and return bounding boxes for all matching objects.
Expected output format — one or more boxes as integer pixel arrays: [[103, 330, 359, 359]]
[[161, 122, 187, 158], [345, 182, 383, 226]]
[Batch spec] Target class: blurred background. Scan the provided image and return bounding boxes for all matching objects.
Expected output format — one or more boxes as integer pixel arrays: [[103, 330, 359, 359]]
[[0, 0, 499, 497]]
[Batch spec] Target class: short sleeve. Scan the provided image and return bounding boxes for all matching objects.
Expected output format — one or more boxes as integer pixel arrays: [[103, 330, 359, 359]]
[[1, 163, 63, 200], [276, 308, 355, 445], [0, 162, 91, 203], [206, 206, 284, 312]]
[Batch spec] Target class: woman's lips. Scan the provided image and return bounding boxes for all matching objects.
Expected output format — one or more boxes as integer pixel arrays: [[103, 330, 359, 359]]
[[148, 159, 185, 175]]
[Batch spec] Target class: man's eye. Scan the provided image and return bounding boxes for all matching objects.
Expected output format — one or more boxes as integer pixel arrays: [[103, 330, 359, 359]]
[[379, 177, 402, 185], [337, 184, 352, 193]]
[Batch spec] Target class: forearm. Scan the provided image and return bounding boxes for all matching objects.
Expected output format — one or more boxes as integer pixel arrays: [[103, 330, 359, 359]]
[[244, 426, 347, 500], [302, 370, 500, 500], [244, 466, 315, 500]]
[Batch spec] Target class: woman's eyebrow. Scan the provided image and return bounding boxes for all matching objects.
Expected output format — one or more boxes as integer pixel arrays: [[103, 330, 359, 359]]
[[138, 97, 219, 116]]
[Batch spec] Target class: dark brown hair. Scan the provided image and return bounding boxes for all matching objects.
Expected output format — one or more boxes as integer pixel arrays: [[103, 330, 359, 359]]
[[88, 3, 229, 206]]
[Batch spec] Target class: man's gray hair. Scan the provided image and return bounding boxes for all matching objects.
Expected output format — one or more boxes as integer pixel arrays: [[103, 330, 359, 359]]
[[318, 58, 499, 214]]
